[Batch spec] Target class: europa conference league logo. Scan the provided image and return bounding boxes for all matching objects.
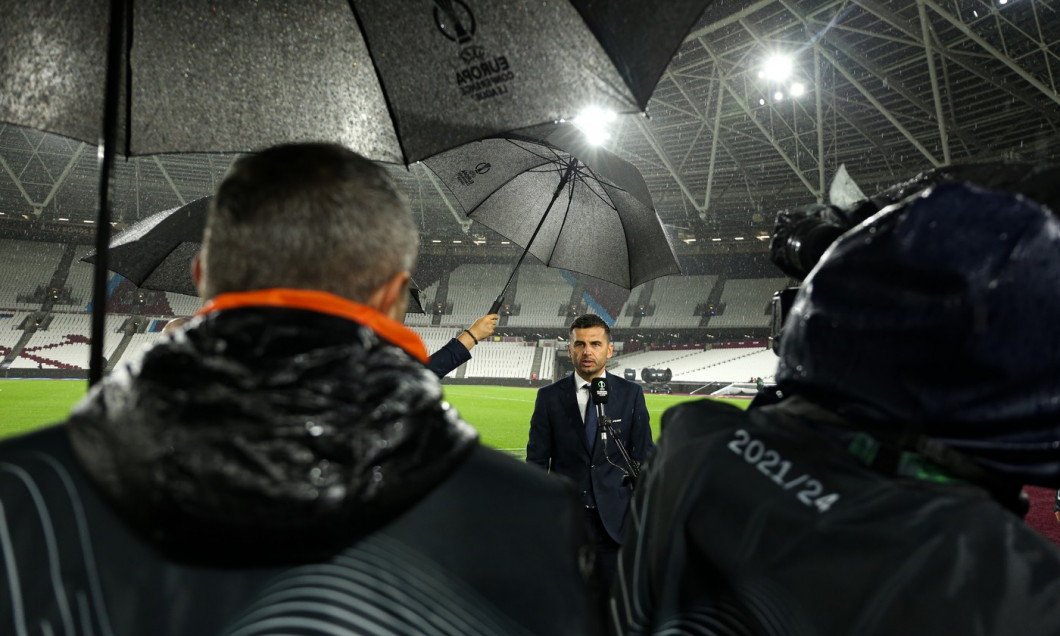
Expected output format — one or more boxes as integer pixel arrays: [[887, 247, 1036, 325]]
[[456, 162, 491, 187], [432, 0, 516, 102]]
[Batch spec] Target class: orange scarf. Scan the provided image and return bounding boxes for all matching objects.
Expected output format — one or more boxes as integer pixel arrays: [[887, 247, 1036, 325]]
[[197, 288, 428, 362]]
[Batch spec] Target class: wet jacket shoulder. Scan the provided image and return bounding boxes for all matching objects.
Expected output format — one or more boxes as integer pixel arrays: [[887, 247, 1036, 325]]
[[613, 398, 1060, 635], [67, 304, 477, 565]]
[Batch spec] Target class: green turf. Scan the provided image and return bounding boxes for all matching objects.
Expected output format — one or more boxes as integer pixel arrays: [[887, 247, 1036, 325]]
[[442, 385, 746, 455], [0, 379, 88, 439], [0, 380, 749, 454]]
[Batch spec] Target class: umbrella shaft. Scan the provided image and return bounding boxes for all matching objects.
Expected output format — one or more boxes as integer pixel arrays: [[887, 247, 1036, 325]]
[[490, 160, 578, 312]]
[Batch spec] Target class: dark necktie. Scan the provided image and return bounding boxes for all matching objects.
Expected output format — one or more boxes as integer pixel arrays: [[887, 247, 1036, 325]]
[[584, 385, 598, 449]]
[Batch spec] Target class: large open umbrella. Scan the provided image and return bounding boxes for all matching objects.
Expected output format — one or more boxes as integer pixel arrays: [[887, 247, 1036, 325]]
[[0, 0, 711, 382], [80, 197, 426, 314], [0, 0, 711, 164], [423, 123, 682, 313]]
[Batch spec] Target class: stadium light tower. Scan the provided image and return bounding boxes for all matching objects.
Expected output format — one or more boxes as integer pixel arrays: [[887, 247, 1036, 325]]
[[572, 106, 617, 145], [759, 54, 793, 82]]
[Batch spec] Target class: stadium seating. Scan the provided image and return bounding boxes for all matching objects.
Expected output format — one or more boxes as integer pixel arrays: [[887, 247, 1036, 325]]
[[443, 265, 511, 328], [0, 239, 785, 382], [0, 239, 64, 309], [52, 245, 94, 310], [463, 342, 536, 379], [164, 292, 202, 316], [611, 346, 778, 384], [12, 314, 124, 369], [506, 265, 572, 328], [638, 275, 717, 328], [707, 278, 788, 328], [403, 279, 441, 327]]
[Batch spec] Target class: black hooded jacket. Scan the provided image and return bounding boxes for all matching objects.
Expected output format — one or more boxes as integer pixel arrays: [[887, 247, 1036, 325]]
[[1, 291, 593, 635], [611, 398, 1060, 635], [69, 300, 478, 565]]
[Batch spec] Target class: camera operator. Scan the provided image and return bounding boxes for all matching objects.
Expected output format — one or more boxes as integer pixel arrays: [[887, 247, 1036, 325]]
[[611, 171, 1060, 635]]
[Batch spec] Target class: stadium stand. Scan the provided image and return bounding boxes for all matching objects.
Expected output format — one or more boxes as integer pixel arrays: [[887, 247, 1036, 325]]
[[0, 311, 32, 355], [463, 342, 536, 379], [0, 239, 785, 381], [443, 265, 511, 328], [611, 346, 778, 384], [507, 265, 572, 329], [12, 314, 125, 369], [403, 279, 441, 327], [672, 348, 777, 383], [51, 245, 94, 310], [613, 283, 650, 328], [0, 239, 64, 309], [537, 344, 556, 381], [164, 292, 202, 316], [638, 275, 718, 328], [707, 277, 789, 328], [409, 326, 457, 356]]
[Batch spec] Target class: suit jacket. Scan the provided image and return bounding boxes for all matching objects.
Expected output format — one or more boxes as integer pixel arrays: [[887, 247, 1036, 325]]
[[526, 371, 653, 542]]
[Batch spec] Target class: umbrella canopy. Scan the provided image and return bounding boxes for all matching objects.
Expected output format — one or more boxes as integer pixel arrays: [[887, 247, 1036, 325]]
[[0, 0, 709, 382], [82, 197, 210, 297], [0, 0, 710, 165], [81, 197, 426, 313], [423, 122, 681, 312]]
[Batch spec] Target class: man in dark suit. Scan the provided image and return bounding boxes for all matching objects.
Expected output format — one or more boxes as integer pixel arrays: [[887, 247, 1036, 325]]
[[527, 313, 654, 591]]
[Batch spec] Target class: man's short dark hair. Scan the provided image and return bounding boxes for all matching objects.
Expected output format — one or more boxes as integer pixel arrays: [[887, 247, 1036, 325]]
[[570, 314, 610, 341], [200, 142, 417, 302]]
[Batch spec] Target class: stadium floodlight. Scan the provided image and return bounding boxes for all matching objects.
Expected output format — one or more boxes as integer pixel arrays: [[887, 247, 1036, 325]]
[[773, 91, 785, 102], [572, 105, 617, 145], [790, 82, 806, 97], [761, 54, 793, 82], [759, 98, 766, 106]]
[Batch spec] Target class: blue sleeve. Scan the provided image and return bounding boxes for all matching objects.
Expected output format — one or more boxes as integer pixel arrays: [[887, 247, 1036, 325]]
[[426, 338, 471, 378]]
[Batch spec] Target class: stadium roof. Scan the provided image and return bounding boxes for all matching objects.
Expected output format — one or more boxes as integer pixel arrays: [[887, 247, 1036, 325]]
[[1, 0, 1058, 253]]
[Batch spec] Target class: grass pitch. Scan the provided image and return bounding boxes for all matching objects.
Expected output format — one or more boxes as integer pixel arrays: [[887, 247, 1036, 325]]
[[0, 380, 746, 456]]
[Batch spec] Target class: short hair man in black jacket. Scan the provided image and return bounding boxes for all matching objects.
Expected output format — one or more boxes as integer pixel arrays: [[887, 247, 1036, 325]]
[[0, 143, 594, 635]]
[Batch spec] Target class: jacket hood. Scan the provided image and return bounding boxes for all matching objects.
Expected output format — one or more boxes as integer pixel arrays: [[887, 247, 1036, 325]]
[[776, 182, 1060, 486], [68, 292, 477, 565]]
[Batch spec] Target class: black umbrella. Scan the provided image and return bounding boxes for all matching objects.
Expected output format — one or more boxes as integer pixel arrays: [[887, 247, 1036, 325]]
[[1, 0, 710, 165], [82, 197, 210, 297], [1, 0, 709, 383], [81, 197, 426, 314], [423, 122, 681, 313]]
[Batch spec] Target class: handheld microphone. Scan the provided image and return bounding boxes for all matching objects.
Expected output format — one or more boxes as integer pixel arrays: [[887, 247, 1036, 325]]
[[590, 377, 609, 439]]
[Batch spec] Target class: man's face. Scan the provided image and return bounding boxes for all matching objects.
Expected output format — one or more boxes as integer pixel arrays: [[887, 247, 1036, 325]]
[[569, 325, 613, 381]]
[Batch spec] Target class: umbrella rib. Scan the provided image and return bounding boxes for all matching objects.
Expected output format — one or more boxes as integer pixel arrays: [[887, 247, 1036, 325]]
[[503, 138, 567, 167], [502, 137, 639, 206], [570, 166, 622, 213], [572, 164, 634, 200], [544, 161, 581, 267]]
